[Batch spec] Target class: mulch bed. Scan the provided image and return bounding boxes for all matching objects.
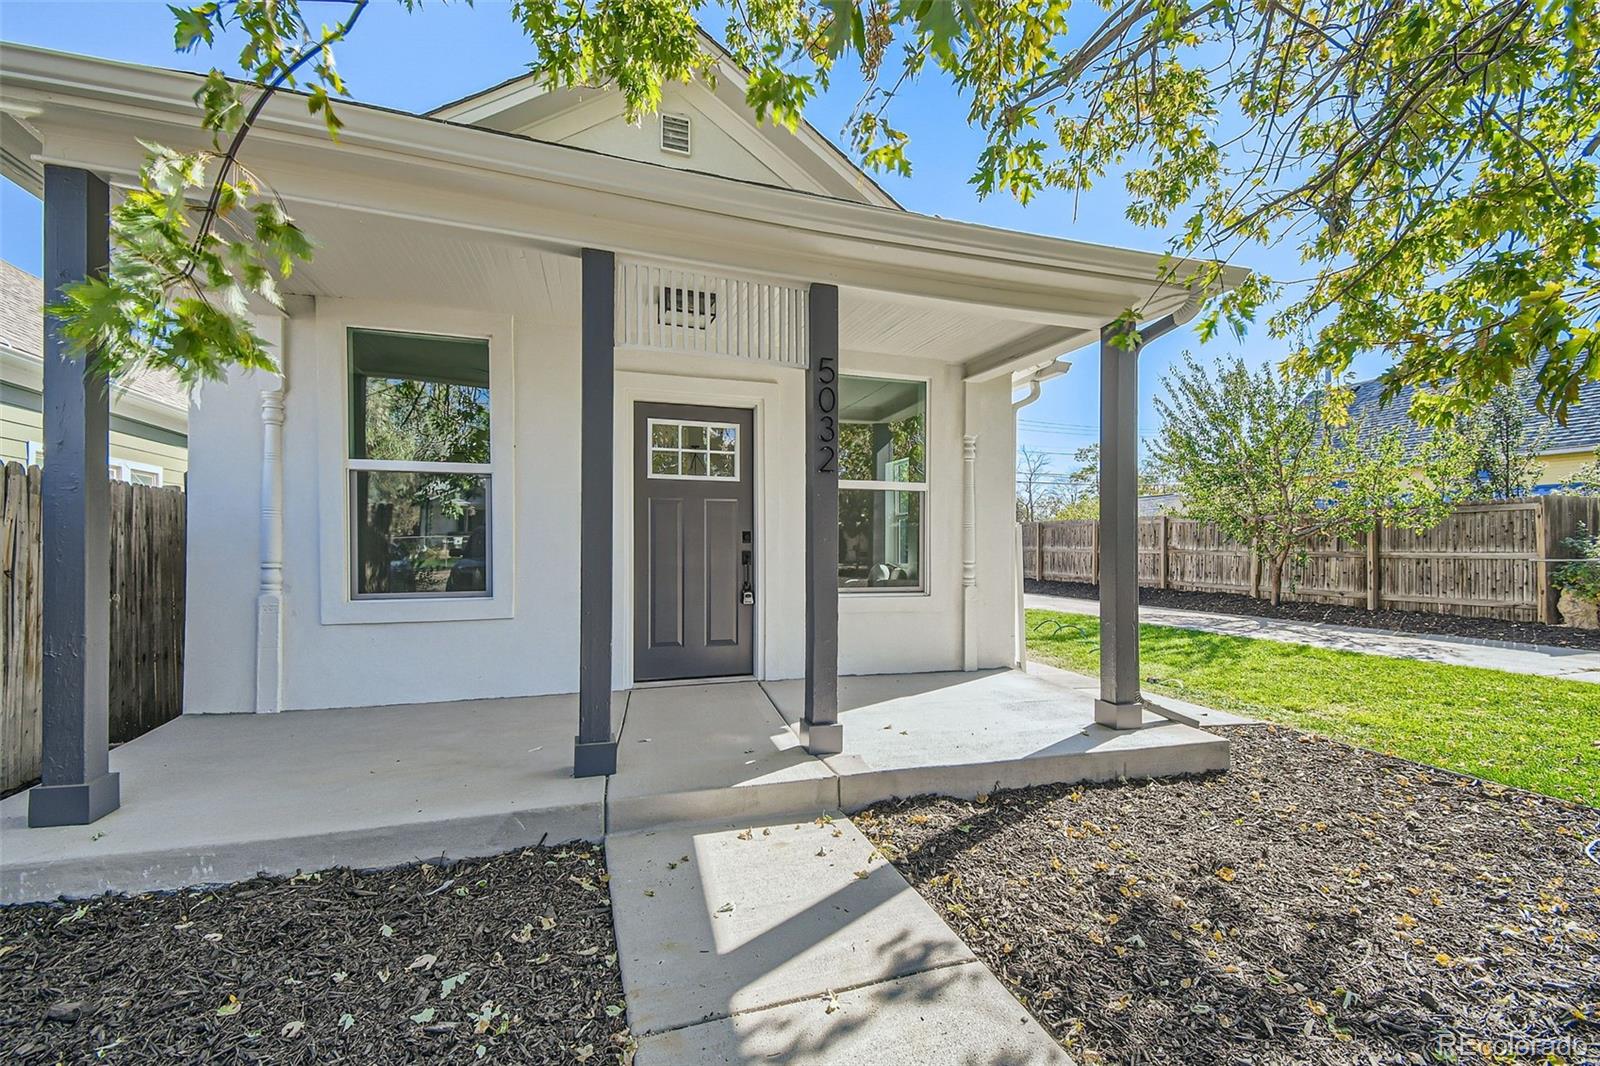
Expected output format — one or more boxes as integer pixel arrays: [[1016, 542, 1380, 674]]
[[0, 845, 631, 1064], [1028, 578, 1600, 651], [859, 726, 1600, 1066]]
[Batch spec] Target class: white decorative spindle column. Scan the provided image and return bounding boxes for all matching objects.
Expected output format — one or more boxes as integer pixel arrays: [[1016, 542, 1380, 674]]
[[961, 431, 979, 671], [255, 318, 287, 714]]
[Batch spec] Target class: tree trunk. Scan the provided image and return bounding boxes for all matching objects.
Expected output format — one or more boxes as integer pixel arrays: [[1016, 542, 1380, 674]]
[[1269, 552, 1289, 606], [1249, 542, 1264, 599]]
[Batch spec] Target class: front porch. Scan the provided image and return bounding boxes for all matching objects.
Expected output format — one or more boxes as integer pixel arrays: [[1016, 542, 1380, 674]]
[[0, 667, 1227, 904]]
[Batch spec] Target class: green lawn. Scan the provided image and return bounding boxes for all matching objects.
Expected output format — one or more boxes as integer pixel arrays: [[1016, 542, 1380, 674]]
[[1026, 608, 1600, 807]]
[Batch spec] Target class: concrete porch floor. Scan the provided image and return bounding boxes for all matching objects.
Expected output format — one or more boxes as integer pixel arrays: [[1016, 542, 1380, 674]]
[[0, 668, 1228, 903]]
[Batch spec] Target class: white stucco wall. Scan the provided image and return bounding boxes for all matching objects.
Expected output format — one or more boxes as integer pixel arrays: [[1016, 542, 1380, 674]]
[[183, 364, 277, 714], [182, 286, 1025, 714]]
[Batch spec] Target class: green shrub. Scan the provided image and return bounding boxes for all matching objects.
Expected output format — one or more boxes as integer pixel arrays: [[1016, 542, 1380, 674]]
[[1551, 522, 1600, 601]]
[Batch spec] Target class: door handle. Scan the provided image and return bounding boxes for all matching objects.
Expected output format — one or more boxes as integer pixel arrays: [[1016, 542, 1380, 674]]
[[741, 537, 754, 605]]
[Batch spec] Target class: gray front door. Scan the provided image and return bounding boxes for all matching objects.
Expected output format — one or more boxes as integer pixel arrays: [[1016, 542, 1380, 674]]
[[634, 403, 756, 681]]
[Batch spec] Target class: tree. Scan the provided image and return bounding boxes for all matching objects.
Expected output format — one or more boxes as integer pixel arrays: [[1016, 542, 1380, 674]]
[[1463, 381, 1550, 499], [1015, 445, 1061, 523], [1061, 445, 1099, 504], [49, 0, 1598, 423], [1153, 355, 1479, 605]]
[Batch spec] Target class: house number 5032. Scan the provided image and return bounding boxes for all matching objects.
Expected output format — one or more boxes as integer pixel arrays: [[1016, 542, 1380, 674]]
[[814, 353, 837, 474]]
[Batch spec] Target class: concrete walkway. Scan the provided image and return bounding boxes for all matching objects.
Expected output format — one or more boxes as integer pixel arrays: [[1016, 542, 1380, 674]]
[[608, 815, 1070, 1065], [1026, 592, 1600, 682]]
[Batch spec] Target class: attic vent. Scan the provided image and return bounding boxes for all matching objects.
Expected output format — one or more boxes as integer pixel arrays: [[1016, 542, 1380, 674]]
[[658, 286, 716, 330], [660, 113, 692, 155]]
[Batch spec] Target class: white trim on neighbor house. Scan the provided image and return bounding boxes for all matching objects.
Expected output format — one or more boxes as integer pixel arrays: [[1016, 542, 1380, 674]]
[[108, 457, 163, 486], [313, 300, 517, 625]]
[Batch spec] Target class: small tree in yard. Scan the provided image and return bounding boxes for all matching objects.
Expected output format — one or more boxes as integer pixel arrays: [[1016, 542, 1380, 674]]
[[1465, 381, 1550, 499], [1154, 356, 1479, 605]]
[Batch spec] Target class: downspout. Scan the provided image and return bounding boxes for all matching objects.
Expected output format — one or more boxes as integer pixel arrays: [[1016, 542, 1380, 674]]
[[1009, 357, 1072, 669]]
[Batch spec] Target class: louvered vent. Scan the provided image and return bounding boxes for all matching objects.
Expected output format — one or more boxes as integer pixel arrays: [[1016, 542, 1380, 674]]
[[660, 113, 692, 155]]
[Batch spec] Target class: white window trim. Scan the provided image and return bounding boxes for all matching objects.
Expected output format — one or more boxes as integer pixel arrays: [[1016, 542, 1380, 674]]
[[315, 302, 516, 625], [837, 371, 931, 596], [110, 457, 165, 486], [645, 417, 741, 481], [24, 441, 44, 468]]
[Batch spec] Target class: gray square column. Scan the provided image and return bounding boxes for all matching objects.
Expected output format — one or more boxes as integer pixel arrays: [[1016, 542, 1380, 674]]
[[574, 248, 618, 777], [1095, 324, 1143, 730], [29, 165, 120, 827], [800, 283, 842, 754]]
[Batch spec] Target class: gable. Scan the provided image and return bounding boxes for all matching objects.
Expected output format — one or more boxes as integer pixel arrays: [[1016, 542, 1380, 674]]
[[429, 50, 899, 209]]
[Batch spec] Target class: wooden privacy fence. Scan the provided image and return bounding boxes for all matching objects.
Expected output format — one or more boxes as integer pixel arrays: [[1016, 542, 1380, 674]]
[[1021, 495, 1600, 623], [2, 462, 186, 793]]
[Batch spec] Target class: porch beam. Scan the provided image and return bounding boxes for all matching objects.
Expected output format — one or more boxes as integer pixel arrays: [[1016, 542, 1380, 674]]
[[800, 283, 843, 754], [1095, 323, 1143, 730], [29, 164, 120, 826], [574, 247, 618, 777]]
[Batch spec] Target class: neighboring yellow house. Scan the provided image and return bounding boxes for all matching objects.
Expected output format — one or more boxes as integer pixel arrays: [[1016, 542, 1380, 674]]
[[1, 259, 188, 486], [1345, 373, 1600, 492]]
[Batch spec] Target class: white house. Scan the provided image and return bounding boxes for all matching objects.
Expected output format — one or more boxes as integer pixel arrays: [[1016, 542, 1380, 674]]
[[0, 39, 1241, 827]]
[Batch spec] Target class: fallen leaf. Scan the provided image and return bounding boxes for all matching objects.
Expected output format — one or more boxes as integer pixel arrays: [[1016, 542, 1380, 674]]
[[410, 1007, 437, 1024], [216, 996, 242, 1017], [280, 1020, 304, 1037], [409, 953, 438, 971]]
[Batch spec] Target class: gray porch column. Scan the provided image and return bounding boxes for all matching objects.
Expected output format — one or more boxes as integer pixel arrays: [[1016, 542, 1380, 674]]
[[800, 283, 842, 754], [1096, 324, 1143, 729], [574, 248, 618, 777], [29, 165, 120, 826]]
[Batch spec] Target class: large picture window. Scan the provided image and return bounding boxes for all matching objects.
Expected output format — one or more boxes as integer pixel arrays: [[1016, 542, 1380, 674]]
[[348, 328, 492, 598], [837, 375, 927, 592]]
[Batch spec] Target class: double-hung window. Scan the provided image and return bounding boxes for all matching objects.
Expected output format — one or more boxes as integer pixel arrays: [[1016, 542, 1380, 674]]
[[837, 375, 927, 592], [347, 328, 493, 599]]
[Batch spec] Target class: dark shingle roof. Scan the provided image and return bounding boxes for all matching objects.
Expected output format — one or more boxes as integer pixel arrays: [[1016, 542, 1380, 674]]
[[1345, 373, 1600, 455]]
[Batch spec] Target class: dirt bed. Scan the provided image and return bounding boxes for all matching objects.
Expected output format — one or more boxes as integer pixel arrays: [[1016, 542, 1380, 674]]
[[858, 726, 1600, 1066], [0, 844, 631, 1064], [1027, 578, 1600, 650]]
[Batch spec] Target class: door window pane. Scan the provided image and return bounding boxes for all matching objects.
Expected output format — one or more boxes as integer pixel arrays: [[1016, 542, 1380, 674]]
[[350, 329, 491, 464], [838, 489, 922, 590], [645, 419, 740, 481], [353, 471, 489, 596]]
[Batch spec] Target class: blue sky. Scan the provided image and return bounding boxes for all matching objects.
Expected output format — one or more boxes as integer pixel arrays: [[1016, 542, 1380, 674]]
[[0, 0, 1379, 477]]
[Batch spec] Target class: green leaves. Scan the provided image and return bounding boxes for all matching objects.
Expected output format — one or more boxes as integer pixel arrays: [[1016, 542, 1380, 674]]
[[1152, 356, 1480, 604], [48, 143, 306, 386]]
